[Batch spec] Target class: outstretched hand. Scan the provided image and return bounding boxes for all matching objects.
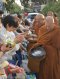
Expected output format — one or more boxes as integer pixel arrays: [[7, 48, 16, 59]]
[[15, 34, 24, 43], [1, 44, 13, 53]]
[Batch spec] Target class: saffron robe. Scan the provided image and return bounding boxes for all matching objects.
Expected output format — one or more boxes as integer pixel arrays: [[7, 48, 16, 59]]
[[33, 27, 60, 79]]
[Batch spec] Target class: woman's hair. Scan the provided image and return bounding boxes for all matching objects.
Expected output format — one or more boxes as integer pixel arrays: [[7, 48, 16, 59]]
[[2, 15, 18, 28]]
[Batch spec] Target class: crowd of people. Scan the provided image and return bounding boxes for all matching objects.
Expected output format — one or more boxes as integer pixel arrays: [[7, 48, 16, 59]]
[[0, 10, 60, 79]]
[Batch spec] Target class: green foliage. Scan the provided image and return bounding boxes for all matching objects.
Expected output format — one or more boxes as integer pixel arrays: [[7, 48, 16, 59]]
[[42, 1, 60, 24], [11, 3, 23, 14], [32, 0, 57, 4], [42, 2, 54, 15], [5, 0, 23, 14], [5, 0, 14, 12]]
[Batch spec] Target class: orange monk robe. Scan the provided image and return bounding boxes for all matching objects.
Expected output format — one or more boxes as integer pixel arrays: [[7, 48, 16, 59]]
[[27, 25, 47, 74], [27, 24, 42, 52], [37, 25, 47, 41], [33, 25, 39, 35], [29, 24, 47, 51], [33, 28, 60, 79]]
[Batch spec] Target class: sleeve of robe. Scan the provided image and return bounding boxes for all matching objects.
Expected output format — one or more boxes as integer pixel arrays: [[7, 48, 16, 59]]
[[31, 29, 53, 50], [35, 28, 60, 49], [31, 28, 60, 51]]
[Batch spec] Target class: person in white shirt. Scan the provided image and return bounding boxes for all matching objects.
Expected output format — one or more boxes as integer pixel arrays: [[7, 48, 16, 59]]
[[0, 15, 25, 75]]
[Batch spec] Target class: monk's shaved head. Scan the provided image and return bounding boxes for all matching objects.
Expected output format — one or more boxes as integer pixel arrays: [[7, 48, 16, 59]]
[[34, 14, 45, 27], [35, 14, 45, 20], [47, 11, 54, 16], [46, 16, 54, 30], [46, 16, 54, 24], [33, 13, 45, 34]]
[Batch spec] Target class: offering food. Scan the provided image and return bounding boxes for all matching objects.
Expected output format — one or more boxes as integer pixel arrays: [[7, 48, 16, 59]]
[[6, 42, 15, 48], [3, 36, 15, 48], [3, 32, 16, 48]]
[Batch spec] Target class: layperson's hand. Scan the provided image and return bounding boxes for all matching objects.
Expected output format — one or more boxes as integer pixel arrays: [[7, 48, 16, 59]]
[[15, 33, 24, 43], [8, 64, 25, 73], [1, 44, 13, 52], [14, 66, 25, 73]]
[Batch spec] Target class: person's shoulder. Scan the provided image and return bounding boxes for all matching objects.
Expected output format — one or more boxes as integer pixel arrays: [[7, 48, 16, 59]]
[[0, 26, 6, 34], [7, 31, 15, 38]]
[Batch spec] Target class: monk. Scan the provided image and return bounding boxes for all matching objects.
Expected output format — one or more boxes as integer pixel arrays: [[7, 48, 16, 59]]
[[27, 14, 46, 52], [32, 16, 60, 79], [27, 14, 46, 78], [33, 14, 46, 36], [27, 13, 46, 42], [47, 11, 59, 28]]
